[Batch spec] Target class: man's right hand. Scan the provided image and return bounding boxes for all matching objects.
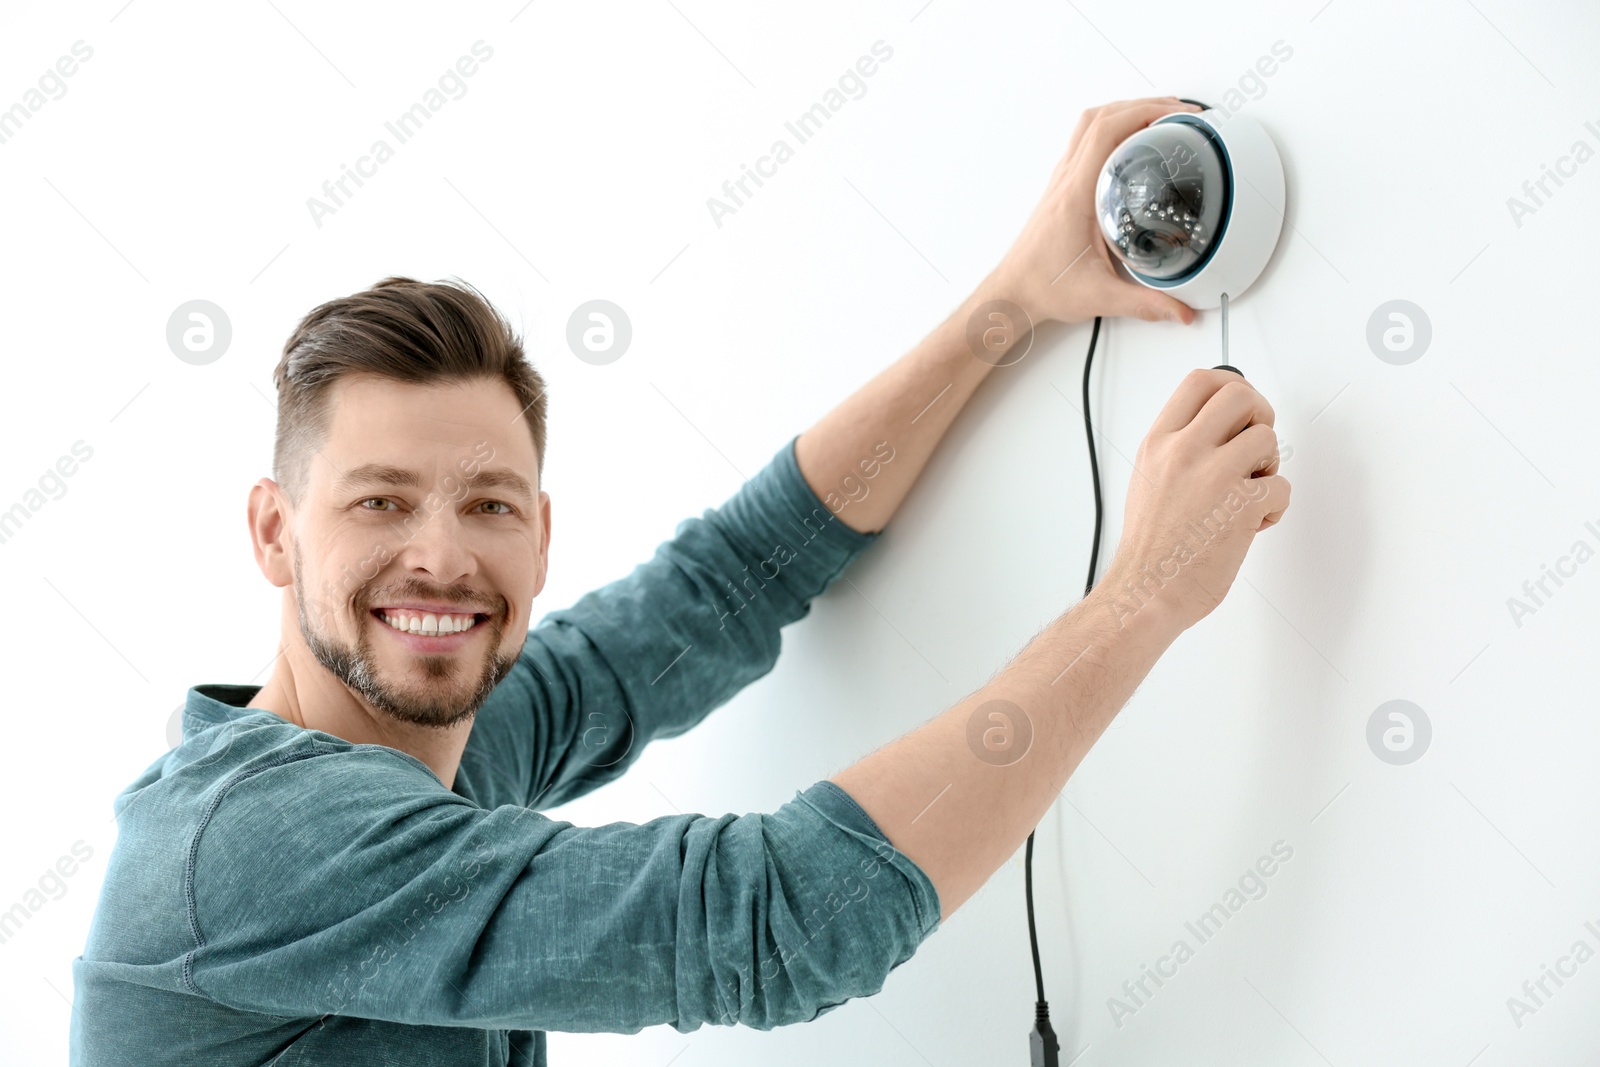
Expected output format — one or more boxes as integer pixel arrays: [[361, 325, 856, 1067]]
[[1100, 368, 1291, 634], [831, 368, 1292, 921]]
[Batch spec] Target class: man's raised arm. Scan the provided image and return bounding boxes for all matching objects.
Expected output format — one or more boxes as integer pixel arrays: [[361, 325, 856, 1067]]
[[834, 367, 1290, 918], [506, 433, 887, 809], [509, 97, 1212, 808], [793, 97, 1204, 535]]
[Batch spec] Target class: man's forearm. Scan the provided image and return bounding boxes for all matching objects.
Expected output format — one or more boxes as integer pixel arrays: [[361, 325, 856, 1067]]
[[830, 571, 1183, 920], [793, 96, 1206, 537], [793, 269, 1032, 535]]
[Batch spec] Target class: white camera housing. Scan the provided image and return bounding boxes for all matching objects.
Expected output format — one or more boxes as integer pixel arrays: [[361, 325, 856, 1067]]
[[1094, 109, 1285, 310]]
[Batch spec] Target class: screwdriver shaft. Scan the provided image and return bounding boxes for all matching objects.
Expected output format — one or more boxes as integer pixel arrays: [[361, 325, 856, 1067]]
[[1212, 293, 1241, 376], [1220, 291, 1229, 366]]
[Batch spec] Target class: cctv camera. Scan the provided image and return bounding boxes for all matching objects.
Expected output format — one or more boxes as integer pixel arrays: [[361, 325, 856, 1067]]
[[1094, 107, 1286, 309]]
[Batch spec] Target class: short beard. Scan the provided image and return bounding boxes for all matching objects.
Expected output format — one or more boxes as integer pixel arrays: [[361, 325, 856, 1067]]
[[291, 540, 518, 730]]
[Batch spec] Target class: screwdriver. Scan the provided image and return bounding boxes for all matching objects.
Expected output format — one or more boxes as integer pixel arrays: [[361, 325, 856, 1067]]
[[1211, 292, 1271, 476]]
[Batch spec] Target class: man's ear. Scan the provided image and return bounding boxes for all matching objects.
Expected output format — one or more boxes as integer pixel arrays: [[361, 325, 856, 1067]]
[[530, 489, 552, 600], [248, 479, 294, 589]]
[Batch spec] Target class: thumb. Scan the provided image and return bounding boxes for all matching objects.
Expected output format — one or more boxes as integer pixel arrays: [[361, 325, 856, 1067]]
[[1114, 283, 1195, 325]]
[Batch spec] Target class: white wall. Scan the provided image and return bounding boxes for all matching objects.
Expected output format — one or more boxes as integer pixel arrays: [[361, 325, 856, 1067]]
[[4, 1, 1598, 1064]]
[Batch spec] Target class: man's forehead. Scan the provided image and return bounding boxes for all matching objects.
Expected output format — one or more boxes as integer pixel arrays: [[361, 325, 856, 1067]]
[[311, 374, 538, 493]]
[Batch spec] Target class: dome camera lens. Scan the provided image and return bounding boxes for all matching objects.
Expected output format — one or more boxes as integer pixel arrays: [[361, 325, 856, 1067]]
[[1095, 120, 1230, 282]]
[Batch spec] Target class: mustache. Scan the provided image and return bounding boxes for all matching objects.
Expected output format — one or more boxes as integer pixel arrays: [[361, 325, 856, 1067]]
[[360, 588, 500, 614]]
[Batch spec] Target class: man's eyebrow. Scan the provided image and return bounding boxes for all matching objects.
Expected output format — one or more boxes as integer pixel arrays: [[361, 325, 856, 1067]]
[[331, 463, 535, 502]]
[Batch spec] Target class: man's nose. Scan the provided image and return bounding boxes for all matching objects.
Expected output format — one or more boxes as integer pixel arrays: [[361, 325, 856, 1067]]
[[397, 502, 475, 584]]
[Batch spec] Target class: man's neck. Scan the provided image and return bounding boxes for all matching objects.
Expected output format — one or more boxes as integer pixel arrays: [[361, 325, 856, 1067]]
[[248, 658, 472, 791]]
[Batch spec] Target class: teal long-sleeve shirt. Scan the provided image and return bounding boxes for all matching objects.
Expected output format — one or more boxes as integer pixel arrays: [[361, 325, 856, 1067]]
[[69, 434, 941, 1067]]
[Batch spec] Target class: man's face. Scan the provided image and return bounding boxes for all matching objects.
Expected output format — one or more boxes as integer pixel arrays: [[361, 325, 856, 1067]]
[[286, 373, 548, 729]]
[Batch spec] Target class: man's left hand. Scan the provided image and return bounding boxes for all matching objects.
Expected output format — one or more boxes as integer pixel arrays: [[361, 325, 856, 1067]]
[[990, 96, 1204, 328]]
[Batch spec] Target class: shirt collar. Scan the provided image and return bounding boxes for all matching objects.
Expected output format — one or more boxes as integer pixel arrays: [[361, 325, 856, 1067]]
[[182, 683, 283, 739]]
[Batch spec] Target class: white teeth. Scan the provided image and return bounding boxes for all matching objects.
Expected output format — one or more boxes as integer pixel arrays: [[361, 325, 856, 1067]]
[[378, 609, 479, 636]]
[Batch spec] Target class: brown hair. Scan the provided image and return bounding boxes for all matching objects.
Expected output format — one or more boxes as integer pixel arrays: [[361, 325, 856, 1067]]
[[271, 276, 548, 505]]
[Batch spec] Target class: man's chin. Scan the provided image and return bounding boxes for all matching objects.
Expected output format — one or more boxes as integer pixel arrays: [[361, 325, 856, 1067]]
[[365, 685, 481, 730], [363, 652, 518, 730]]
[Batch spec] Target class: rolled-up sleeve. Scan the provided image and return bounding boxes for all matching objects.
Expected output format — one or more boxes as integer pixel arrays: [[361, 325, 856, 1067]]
[[501, 434, 881, 809], [186, 746, 940, 1033]]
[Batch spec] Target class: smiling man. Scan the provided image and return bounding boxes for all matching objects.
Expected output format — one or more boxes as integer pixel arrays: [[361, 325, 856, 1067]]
[[70, 97, 1289, 1067], [250, 366, 551, 778]]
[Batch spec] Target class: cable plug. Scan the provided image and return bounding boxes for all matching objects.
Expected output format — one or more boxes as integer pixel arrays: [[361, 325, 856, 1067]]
[[1029, 1001, 1060, 1067]]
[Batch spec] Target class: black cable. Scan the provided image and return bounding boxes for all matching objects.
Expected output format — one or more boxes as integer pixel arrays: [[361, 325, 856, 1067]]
[[1080, 315, 1106, 601], [1026, 314, 1103, 1066], [1024, 833, 1044, 999]]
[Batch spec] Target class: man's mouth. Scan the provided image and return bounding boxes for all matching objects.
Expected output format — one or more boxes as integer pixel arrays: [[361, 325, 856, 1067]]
[[370, 607, 490, 638]]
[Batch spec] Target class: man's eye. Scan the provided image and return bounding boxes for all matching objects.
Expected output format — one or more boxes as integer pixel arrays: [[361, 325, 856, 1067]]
[[359, 498, 398, 512], [479, 501, 513, 516]]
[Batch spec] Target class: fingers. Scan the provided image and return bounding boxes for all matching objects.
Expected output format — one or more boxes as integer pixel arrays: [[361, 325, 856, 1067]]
[[1057, 97, 1199, 179], [1189, 377, 1276, 448], [1094, 96, 1201, 122], [1080, 98, 1201, 162], [1248, 473, 1291, 530], [1097, 275, 1196, 325], [1219, 422, 1281, 480], [1075, 96, 1197, 132], [1149, 368, 1257, 435]]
